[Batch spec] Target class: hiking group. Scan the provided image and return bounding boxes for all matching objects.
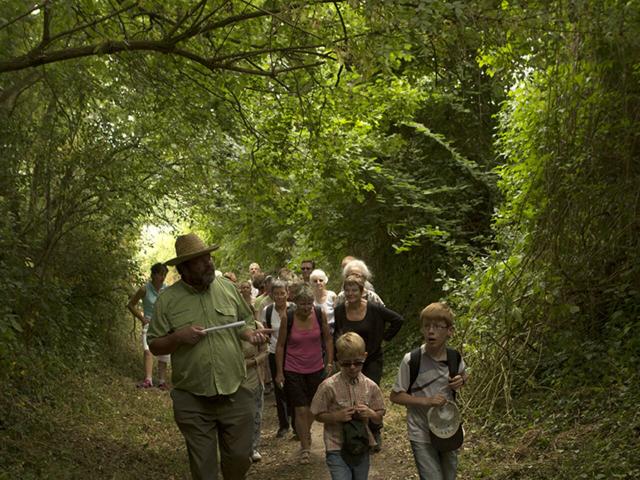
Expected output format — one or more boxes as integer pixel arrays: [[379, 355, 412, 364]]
[[128, 232, 468, 480]]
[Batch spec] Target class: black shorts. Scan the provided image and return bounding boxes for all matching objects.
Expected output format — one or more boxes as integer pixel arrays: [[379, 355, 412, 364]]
[[283, 369, 324, 407]]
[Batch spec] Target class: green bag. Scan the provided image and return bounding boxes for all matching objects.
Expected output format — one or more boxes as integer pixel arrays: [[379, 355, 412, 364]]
[[341, 419, 369, 466]]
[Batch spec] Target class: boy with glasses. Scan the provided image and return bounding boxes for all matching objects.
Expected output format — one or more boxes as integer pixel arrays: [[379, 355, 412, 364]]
[[390, 302, 468, 480], [311, 332, 385, 479]]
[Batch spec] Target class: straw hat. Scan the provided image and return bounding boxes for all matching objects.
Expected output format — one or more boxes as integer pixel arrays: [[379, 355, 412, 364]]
[[428, 401, 463, 451], [164, 233, 219, 266], [428, 401, 462, 439]]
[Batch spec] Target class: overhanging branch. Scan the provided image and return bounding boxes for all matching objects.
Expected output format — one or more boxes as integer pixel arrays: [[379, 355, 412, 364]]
[[0, 39, 327, 76], [0, 0, 345, 75]]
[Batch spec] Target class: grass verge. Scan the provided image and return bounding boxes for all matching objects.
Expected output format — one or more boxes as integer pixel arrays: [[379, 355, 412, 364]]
[[0, 331, 188, 480]]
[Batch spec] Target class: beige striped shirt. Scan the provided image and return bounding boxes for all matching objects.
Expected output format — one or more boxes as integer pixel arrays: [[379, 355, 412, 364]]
[[311, 372, 385, 451]]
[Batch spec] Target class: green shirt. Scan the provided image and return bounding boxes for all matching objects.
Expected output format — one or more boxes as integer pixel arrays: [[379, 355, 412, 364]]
[[148, 276, 255, 396]]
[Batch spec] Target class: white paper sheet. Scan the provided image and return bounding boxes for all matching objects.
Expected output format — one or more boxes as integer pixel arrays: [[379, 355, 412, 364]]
[[202, 321, 245, 333]]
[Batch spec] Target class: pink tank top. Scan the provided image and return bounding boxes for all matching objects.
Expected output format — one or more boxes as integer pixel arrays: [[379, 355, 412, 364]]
[[284, 310, 324, 373]]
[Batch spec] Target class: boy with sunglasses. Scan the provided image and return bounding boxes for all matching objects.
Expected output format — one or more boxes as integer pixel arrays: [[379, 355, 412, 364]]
[[311, 332, 385, 479]]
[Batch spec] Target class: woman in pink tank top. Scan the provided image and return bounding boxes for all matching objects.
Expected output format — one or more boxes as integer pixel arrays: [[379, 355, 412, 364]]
[[275, 283, 334, 464]]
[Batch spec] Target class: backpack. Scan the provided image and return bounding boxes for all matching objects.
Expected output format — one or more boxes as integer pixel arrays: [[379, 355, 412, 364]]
[[265, 304, 274, 329], [408, 346, 461, 397], [407, 346, 463, 452]]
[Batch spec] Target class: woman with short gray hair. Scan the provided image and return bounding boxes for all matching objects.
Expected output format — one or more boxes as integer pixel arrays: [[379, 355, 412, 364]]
[[309, 269, 338, 334], [336, 258, 385, 306]]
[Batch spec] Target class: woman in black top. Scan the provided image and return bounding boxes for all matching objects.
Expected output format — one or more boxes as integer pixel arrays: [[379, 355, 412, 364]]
[[333, 274, 403, 384]]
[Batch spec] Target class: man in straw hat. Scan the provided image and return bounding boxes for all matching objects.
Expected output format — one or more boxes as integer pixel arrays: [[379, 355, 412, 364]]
[[148, 232, 272, 480]]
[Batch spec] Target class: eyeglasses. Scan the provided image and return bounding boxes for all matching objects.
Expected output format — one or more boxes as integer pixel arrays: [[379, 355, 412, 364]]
[[339, 360, 365, 367], [301, 267, 312, 271], [424, 323, 449, 331]]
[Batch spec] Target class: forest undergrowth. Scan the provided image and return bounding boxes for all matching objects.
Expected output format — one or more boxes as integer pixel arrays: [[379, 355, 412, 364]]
[[1, 316, 638, 479]]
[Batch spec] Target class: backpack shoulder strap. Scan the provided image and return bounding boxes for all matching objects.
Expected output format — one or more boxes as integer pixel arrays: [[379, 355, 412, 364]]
[[446, 347, 461, 377], [286, 308, 294, 338], [286, 307, 326, 354], [314, 305, 323, 329], [314, 305, 327, 353], [265, 304, 274, 329], [407, 347, 422, 394], [281, 307, 295, 367], [446, 347, 462, 400]]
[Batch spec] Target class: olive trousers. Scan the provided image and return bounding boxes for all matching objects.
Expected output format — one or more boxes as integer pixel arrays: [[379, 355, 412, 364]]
[[171, 386, 255, 480]]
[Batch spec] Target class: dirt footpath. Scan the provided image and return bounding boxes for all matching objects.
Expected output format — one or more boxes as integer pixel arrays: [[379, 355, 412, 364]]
[[248, 389, 419, 480]]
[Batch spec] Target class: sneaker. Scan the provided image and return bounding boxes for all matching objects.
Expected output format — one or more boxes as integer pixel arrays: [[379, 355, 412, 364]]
[[157, 381, 170, 391], [136, 379, 153, 388], [276, 427, 289, 438], [299, 449, 310, 465], [291, 433, 300, 441], [251, 451, 262, 462]]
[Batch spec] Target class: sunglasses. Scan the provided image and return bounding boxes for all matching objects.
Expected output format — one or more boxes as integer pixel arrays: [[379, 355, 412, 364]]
[[339, 360, 365, 367]]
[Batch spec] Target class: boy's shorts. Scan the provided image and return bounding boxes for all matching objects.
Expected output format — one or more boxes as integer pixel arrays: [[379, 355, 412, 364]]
[[284, 369, 324, 407], [142, 324, 170, 363]]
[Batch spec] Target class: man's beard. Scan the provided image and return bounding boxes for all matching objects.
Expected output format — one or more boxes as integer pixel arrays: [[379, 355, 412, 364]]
[[185, 267, 215, 290], [201, 270, 215, 286]]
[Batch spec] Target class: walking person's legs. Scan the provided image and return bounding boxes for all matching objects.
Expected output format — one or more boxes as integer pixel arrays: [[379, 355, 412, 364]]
[[410, 441, 458, 480], [326, 451, 370, 480], [218, 386, 256, 479], [171, 387, 256, 480], [269, 353, 290, 434], [294, 406, 314, 463], [138, 324, 154, 387], [251, 383, 264, 461], [156, 355, 170, 389], [171, 389, 221, 480], [440, 450, 459, 480]]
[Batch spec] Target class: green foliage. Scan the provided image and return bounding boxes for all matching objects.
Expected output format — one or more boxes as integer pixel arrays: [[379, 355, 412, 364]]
[[187, 69, 499, 320], [461, 381, 640, 479], [3, 4, 639, 478], [444, 0, 640, 416], [1, 58, 157, 387]]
